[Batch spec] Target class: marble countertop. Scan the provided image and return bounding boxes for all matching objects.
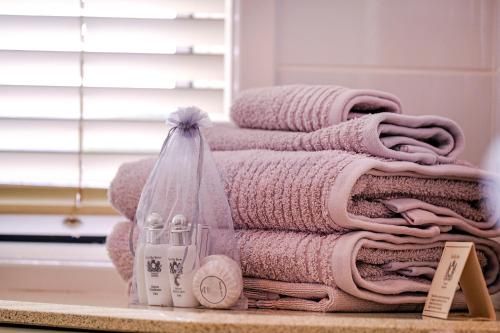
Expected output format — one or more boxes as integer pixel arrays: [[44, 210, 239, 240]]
[[1, 300, 500, 333]]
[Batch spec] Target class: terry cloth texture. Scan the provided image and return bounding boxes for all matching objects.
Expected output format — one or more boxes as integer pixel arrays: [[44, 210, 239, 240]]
[[203, 113, 464, 165], [230, 85, 402, 131], [107, 222, 484, 311], [109, 151, 500, 238]]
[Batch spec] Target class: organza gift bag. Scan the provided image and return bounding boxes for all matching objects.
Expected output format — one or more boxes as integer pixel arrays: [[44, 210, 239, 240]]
[[129, 107, 245, 309]]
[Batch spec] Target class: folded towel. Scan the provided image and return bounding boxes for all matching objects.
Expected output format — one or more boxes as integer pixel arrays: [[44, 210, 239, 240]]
[[243, 278, 433, 312], [203, 113, 464, 165], [236, 229, 500, 304], [107, 222, 425, 312], [230, 85, 402, 131], [107, 222, 491, 311], [109, 151, 500, 238]]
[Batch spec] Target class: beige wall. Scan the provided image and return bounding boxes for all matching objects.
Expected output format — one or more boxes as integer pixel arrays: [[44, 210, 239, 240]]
[[237, 0, 499, 165]]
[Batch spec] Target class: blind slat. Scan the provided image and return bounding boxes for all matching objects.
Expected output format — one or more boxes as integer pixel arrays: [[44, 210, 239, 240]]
[[0, 119, 79, 153], [84, 53, 224, 87], [84, 88, 224, 119], [85, 17, 224, 48], [0, 16, 80, 52], [0, 186, 114, 215], [0, 86, 224, 119], [0, 152, 152, 188], [0, 0, 224, 19], [0, 118, 236, 154], [0, 15, 224, 54], [0, 152, 79, 187], [0, 82, 224, 90], [84, 0, 225, 17], [0, 0, 80, 17], [84, 121, 168, 153], [0, 51, 80, 86], [0, 119, 166, 154], [0, 86, 79, 119], [82, 153, 153, 188], [0, 51, 223, 88]]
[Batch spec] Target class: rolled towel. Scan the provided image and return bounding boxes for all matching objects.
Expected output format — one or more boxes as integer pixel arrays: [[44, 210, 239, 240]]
[[107, 222, 489, 311], [230, 85, 402, 131], [203, 113, 464, 165], [109, 150, 500, 238]]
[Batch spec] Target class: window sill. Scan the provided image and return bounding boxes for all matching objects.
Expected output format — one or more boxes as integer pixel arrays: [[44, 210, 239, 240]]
[[0, 300, 500, 333], [0, 242, 128, 307]]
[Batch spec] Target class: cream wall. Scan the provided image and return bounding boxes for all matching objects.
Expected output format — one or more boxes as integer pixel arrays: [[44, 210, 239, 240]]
[[236, 0, 500, 165]]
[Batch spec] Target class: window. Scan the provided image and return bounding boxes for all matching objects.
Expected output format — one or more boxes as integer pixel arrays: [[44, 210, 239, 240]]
[[0, 0, 231, 239]]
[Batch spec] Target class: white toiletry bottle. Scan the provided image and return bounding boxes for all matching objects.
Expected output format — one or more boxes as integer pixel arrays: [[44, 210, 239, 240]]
[[167, 214, 200, 308], [134, 235, 147, 304], [144, 213, 173, 306]]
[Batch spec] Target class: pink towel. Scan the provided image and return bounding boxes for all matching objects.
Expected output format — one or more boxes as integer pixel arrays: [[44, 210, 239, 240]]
[[109, 151, 500, 238], [203, 113, 464, 165], [230, 85, 402, 132], [107, 222, 491, 312], [243, 279, 433, 312], [236, 229, 500, 304]]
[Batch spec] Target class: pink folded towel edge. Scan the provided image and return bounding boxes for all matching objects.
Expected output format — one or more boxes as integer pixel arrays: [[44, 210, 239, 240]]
[[204, 113, 465, 165], [328, 156, 500, 238], [330, 231, 500, 304], [109, 151, 500, 238], [230, 85, 402, 132]]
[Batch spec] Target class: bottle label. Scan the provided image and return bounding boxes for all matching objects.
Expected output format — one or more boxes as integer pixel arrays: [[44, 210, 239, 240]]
[[146, 255, 162, 277], [149, 284, 162, 296], [168, 257, 183, 287], [199, 276, 227, 304]]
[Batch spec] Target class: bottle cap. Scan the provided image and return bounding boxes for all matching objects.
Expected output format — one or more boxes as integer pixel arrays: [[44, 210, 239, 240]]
[[146, 212, 163, 229], [170, 214, 191, 246], [171, 214, 189, 231], [145, 212, 164, 244], [192, 255, 243, 309]]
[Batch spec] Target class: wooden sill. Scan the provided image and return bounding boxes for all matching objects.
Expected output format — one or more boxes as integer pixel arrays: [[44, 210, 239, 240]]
[[0, 300, 500, 333]]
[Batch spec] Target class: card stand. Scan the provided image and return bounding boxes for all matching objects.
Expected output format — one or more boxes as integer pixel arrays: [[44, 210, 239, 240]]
[[422, 242, 496, 321]]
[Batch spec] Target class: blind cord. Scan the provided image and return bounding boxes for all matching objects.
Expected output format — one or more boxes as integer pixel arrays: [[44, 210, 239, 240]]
[[64, 0, 86, 227]]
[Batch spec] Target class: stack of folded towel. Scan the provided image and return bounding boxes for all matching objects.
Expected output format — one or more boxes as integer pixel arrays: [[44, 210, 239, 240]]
[[106, 85, 500, 312]]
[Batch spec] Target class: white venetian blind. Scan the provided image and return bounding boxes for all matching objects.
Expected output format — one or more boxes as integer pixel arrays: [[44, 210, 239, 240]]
[[0, 0, 228, 215]]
